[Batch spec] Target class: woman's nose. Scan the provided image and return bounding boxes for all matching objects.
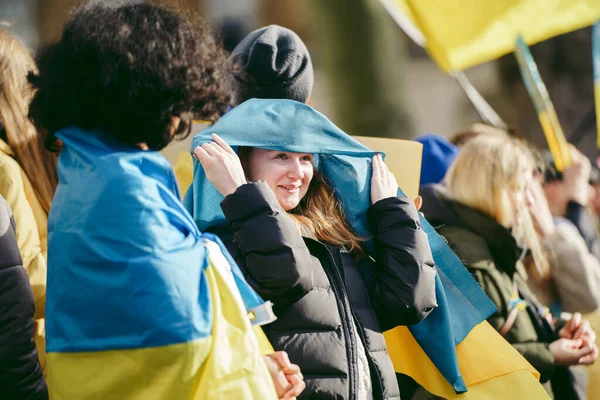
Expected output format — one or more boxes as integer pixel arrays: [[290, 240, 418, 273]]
[[287, 159, 304, 179]]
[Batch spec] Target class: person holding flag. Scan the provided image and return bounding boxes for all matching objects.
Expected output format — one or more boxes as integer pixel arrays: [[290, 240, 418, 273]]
[[191, 98, 438, 399]]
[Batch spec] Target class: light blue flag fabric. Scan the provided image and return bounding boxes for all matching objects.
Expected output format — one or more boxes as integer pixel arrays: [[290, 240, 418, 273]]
[[47, 126, 273, 354], [185, 99, 497, 393]]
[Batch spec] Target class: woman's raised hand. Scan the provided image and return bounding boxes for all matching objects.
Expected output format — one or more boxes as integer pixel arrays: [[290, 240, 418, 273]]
[[371, 154, 399, 205], [193, 133, 247, 197]]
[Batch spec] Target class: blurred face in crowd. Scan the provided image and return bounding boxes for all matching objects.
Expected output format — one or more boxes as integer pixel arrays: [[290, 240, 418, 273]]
[[543, 180, 595, 217], [247, 149, 314, 211]]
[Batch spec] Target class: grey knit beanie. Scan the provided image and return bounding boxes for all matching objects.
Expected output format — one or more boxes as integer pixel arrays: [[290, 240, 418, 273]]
[[229, 25, 314, 103]]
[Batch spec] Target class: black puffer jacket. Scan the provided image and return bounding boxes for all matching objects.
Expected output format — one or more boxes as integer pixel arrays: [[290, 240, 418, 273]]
[[0, 195, 47, 400], [209, 182, 437, 400]]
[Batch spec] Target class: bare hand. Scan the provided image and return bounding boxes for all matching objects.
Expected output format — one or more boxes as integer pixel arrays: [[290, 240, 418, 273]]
[[193, 134, 247, 197], [371, 154, 399, 205], [563, 145, 592, 206], [528, 178, 556, 238], [263, 352, 305, 399], [559, 312, 583, 339], [549, 338, 597, 366]]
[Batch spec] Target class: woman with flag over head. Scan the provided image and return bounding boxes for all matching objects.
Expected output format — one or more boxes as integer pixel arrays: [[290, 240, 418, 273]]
[[421, 134, 599, 399], [190, 98, 438, 399], [27, 2, 304, 399]]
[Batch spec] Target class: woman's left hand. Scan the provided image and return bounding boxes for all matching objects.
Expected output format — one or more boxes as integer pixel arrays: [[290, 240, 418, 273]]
[[193, 133, 247, 197], [371, 154, 399, 205]]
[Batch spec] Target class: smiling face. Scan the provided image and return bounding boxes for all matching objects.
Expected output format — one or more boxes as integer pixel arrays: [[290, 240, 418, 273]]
[[247, 149, 314, 211]]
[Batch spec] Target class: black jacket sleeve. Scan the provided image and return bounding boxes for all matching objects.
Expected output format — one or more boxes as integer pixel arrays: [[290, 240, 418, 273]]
[[220, 181, 314, 312], [0, 196, 48, 400], [364, 196, 437, 329], [565, 201, 600, 260]]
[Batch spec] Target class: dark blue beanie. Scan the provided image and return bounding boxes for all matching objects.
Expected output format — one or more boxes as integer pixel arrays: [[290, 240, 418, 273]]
[[415, 134, 459, 186]]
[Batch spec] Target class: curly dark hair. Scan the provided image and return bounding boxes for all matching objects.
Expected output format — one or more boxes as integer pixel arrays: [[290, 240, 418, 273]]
[[29, 1, 232, 151]]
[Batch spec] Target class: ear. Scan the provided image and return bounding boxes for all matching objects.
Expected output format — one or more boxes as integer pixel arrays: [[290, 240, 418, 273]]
[[414, 195, 423, 211], [169, 116, 182, 137]]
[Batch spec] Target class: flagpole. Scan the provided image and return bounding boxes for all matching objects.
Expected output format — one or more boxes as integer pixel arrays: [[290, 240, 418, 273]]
[[379, 0, 508, 130], [449, 71, 508, 130]]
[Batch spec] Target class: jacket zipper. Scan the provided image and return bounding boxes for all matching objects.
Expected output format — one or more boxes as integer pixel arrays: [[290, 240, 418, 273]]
[[336, 246, 385, 399], [309, 239, 359, 400]]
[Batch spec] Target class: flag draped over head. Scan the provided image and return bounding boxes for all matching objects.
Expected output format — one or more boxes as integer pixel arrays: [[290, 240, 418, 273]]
[[185, 99, 547, 397], [46, 126, 277, 400], [386, 0, 600, 72]]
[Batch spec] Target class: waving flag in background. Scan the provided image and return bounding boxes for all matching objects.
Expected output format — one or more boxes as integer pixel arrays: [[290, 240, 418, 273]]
[[46, 127, 278, 400], [380, 0, 598, 168], [384, 0, 600, 73], [185, 99, 549, 398]]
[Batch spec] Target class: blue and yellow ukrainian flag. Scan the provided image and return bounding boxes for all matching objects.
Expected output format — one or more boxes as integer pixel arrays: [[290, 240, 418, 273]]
[[185, 99, 549, 398], [46, 126, 278, 399], [384, 0, 600, 73]]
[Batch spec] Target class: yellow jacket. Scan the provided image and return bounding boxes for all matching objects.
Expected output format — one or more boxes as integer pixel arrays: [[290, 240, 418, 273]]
[[0, 138, 47, 372]]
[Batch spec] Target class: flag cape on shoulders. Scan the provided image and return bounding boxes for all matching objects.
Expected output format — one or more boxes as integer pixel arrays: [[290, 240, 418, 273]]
[[46, 126, 277, 400]]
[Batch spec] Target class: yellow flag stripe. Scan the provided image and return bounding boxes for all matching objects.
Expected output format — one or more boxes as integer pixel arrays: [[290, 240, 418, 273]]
[[384, 322, 545, 398], [393, 0, 600, 72], [46, 338, 213, 400], [444, 370, 550, 400]]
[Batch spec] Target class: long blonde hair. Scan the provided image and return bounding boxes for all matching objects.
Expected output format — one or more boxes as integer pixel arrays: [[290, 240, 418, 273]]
[[239, 147, 365, 252], [0, 29, 57, 214], [445, 134, 549, 279]]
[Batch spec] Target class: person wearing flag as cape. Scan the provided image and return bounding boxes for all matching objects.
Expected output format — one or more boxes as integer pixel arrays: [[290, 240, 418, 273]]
[[190, 97, 438, 399], [27, 2, 304, 399], [188, 98, 558, 399]]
